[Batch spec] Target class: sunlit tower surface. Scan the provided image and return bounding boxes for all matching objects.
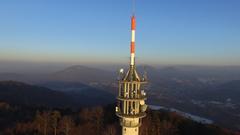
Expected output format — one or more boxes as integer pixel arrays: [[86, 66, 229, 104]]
[[115, 9, 148, 135]]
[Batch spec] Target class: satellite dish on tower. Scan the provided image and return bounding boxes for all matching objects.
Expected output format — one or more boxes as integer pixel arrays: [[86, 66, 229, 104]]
[[120, 68, 124, 74], [118, 68, 124, 80]]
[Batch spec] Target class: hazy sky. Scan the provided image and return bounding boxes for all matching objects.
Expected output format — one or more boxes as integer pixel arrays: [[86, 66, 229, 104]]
[[0, 0, 240, 66]]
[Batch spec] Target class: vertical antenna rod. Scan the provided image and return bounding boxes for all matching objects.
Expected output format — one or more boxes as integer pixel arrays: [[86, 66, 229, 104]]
[[132, 0, 135, 15]]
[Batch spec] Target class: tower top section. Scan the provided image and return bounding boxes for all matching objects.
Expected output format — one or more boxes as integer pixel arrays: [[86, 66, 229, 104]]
[[123, 14, 142, 82], [116, 1, 148, 135]]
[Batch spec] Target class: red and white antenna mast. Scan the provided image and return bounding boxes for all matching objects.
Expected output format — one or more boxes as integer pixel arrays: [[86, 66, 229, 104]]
[[130, 0, 136, 66]]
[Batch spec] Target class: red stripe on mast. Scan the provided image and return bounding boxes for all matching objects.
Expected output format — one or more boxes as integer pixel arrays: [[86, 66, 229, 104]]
[[131, 16, 136, 30], [131, 42, 135, 54]]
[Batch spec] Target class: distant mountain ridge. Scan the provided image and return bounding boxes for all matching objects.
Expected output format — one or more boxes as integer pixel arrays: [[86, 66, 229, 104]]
[[0, 73, 26, 82], [1, 65, 240, 84], [47, 65, 115, 83]]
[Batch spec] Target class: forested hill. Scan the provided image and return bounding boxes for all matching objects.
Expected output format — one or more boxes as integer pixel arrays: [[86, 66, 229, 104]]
[[0, 81, 75, 107], [0, 103, 238, 135], [0, 81, 114, 107]]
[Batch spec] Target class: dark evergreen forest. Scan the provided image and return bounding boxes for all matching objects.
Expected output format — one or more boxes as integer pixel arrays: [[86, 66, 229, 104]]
[[0, 102, 238, 135]]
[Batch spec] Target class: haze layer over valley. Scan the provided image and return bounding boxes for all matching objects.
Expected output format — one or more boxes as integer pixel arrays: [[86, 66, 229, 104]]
[[1, 63, 240, 130]]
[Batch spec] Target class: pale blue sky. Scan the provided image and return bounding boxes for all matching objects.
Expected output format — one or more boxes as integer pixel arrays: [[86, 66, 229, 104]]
[[0, 0, 240, 66]]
